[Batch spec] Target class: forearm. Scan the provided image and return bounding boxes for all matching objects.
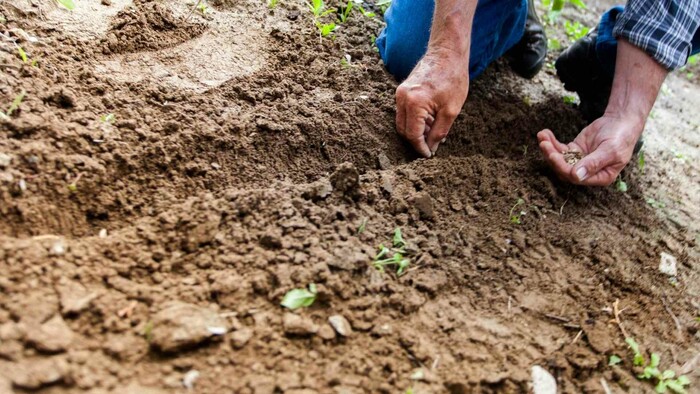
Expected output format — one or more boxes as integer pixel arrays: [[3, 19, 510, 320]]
[[426, 0, 477, 60], [605, 38, 669, 134]]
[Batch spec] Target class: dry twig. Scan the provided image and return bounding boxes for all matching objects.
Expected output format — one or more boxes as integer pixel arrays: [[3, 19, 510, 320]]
[[613, 299, 630, 338]]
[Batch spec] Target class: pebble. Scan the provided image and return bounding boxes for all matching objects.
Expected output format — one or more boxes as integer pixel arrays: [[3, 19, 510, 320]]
[[316, 324, 336, 340], [659, 252, 677, 276], [230, 327, 253, 349], [0, 152, 12, 168], [377, 153, 391, 170], [25, 315, 75, 353], [150, 302, 229, 352], [182, 370, 200, 390], [12, 357, 69, 389], [531, 365, 557, 394], [282, 313, 318, 336], [411, 191, 434, 219], [328, 315, 353, 337]]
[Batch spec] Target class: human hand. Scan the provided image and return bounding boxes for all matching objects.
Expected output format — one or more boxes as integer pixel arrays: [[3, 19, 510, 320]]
[[395, 49, 469, 158], [537, 113, 644, 186]]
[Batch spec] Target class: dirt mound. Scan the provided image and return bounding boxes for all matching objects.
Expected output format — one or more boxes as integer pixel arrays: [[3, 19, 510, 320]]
[[0, 0, 698, 392]]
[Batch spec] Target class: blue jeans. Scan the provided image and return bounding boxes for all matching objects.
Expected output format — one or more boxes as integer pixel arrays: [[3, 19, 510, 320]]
[[597, 6, 700, 77], [376, 0, 528, 81], [377, 3, 700, 82]]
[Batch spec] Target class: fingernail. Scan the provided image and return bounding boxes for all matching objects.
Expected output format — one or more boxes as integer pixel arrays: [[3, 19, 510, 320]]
[[575, 167, 588, 181], [431, 142, 440, 155], [440, 137, 446, 143]]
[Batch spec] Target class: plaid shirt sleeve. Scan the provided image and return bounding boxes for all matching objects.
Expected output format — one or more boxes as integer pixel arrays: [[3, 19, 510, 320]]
[[613, 0, 700, 70]]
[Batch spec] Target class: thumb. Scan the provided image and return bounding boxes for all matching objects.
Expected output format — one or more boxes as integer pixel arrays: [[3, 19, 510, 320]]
[[571, 145, 617, 183], [426, 111, 456, 154]]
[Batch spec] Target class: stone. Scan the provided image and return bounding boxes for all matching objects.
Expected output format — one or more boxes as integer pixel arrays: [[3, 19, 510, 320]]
[[12, 357, 69, 389], [411, 192, 434, 220], [150, 302, 228, 352], [25, 315, 75, 353], [317, 324, 336, 340], [659, 252, 677, 276], [0, 153, 12, 168], [330, 162, 360, 194], [302, 179, 333, 200], [328, 315, 353, 337], [57, 280, 98, 315], [377, 153, 391, 170], [230, 327, 254, 349], [282, 313, 318, 336], [531, 365, 557, 394]]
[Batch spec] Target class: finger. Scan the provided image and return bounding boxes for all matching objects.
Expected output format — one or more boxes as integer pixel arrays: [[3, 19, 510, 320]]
[[537, 129, 569, 152], [570, 145, 618, 184], [426, 111, 457, 153], [539, 140, 576, 182], [405, 109, 432, 158], [396, 95, 407, 137], [576, 168, 619, 186]]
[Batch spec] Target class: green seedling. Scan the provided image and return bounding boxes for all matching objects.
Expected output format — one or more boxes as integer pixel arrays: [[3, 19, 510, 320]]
[[308, 0, 335, 18], [646, 198, 666, 209], [626, 337, 645, 366], [197, 2, 208, 14], [56, 0, 75, 10], [358, 6, 375, 18], [376, 0, 391, 14], [338, 0, 353, 23], [563, 95, 576, 105], [142, 320, 154, 342], [0, 90, 26, 119], [268, 0, 279, 8], [548, 37, 561, 51], [357, 218, 367, 234], [638, 150, 645, 171], [17, 46, 28, 63], [624, 337, 692, 393], [542, 0, 586, 21], [372, 228, 411, 276], [316, 21, 336, 37], [615, 177, 628, 193], [281, 284, 317, 310], [100, 113, 116, 124], [688, 54, 699, 66], [564, 20, 590, 42], [509, 198, 525, 224], [609, 355, 622, 366]]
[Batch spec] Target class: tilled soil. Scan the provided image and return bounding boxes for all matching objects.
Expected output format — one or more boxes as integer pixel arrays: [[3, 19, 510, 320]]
[[0, 0, 698, 393]]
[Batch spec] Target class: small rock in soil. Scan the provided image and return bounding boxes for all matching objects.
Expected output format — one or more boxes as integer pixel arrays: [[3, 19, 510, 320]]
[[57, 280, 98, 315], [659, 252, 677, 276], [563, 150, 583, 165], [328, 315, 353, 337], [182, 370, 200, 390], [330, 162, 360, 194], [380, 173, 394, 195], [317, 324, 336, 340], [25, 314, 75, 353], [531, 365, 557, 394], [302, 179, 333, 200], [377, 153, 391, 170], [150, 302, 228, 352], [282, 313, 318, 336], [411, 191, 434, 220], [230, 327, 254, 349], [12, 357, 69, 389], [0, 152, 12, 168]]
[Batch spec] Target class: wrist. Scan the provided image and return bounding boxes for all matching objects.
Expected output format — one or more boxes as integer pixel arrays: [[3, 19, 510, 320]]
[[428, 9, 472, 59]]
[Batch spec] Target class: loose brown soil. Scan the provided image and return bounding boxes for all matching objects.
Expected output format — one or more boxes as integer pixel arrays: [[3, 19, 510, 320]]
[[1, 0, 698, 393]]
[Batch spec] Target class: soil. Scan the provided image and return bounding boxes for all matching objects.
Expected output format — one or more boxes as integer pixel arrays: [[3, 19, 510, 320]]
[[0, 0, 698, 393]]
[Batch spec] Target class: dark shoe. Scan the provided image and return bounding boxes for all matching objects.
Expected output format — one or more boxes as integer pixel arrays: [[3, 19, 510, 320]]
[[507, 0, 547, 79], [555, 29, 613, 122]]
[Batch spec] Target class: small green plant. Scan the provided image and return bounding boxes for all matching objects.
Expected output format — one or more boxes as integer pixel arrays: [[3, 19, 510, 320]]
[[197, 1, 208, 14], [548, 37, 562, 51], [646, 197, 666, 209], [615, 177, 628, 193], [624, 337, 691, 393], [56, 0, 75, 10], [509, 198, 525, 224], [358, 6, 375, 18], [372, 228, 411, 276], [17, 46, 28, 63], [609, 354, 622, 366], [338, 0, 353, 23], [357, 218, 367, 234], [281, 284, 317, 310], [143, 320, 154, 342], [638, 150, 645, 171], [688, 54, 699, 66], [0, 90, 26, 119], [316, 22, 337, 37], [309, 0, 335, 18], [375, 0, 391, 14], [563, 95, 576, 105], [564, 20, 590, 42], [100, 113, 116, 124], [268, 0, 279, 8], [542, 0, 586, 21]]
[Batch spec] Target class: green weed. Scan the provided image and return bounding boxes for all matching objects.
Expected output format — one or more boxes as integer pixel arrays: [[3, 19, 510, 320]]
[[609, 355, 622, 366], [624, 337, 691, 393], [100, 113, 116, 124], [268, 0, 279, 8], [309, 0, 335, 18], [197, 2, 208, 14], [56, 0, 75, 10], [375, 0, 391, 14], [17, 46, 28, 63], [281, 284, 317, 310], [372, 228, 411, 276], [143, 320, 154, 342], [688, 54, 699, 66], [548, 37, 561, 51], [564, 20, 589, 42], [338, 0, 353, 23], [542, 0, 586, 21], [615, 177, 628, 193], [563, 95, 576, 105], [509, 198, 525, 224], [0, 90, 26, 119], [638, 150, 645, 172], [316, 21, 336, 37], [646, 198, 666, 209], [357, 218, 367, 234], [358, 6, 375, 18]]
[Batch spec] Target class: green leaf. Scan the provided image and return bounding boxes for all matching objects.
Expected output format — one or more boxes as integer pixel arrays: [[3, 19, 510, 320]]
[[57, 0, 75, 10], [17, 46, 28, 63], [608, 355, 622, 366], [569, 0, 587, 8], [661, 370, 676, 380], [6, 90, 26, 117], [638, 150, 645, 171], [650, 353, 661, 368], [676, 376, 690, 385], [397, 258, 410, 276], [666, 380, 687, 394], [625, 337, 640, 354], [656, 380, 668, 394], [393, 227, 405, 248], [616, 178, 628, 193], [280, 285, 317, 310]]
